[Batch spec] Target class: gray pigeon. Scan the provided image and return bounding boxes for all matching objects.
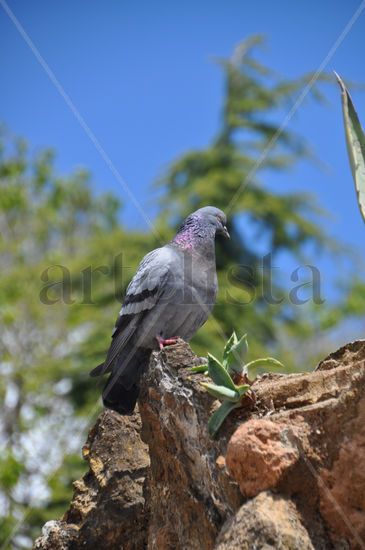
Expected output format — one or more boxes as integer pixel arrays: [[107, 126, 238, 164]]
[[90, 206, 229, 414]]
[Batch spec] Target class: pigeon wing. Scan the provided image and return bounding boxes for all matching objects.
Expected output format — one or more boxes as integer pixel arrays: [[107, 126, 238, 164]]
[[90, 246, 174, 377]]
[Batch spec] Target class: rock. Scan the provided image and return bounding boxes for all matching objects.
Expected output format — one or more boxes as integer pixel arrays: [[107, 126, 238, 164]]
[[319, 393, 365, 549], [34, 340, 365, 550], [226, 419, 301, 497], [224, 339, 365, 549], [138, 342, 242, 550], [34, 410, 150, 550], [315, 339, 365, 372], [215, 491, 314, 550]]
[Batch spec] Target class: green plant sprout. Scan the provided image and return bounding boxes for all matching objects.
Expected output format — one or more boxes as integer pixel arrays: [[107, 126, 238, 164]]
[[191, 332, 284, 437], [335, 72, 365, 224]]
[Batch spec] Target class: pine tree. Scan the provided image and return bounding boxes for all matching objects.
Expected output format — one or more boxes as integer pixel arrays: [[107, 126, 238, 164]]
[[157, 36, 335, 360]]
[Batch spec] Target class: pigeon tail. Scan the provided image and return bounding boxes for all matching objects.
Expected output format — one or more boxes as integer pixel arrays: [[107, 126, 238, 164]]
[[103, 378, 140, 414], [102, 348, 151, 414], [89, 362, 107, 377]]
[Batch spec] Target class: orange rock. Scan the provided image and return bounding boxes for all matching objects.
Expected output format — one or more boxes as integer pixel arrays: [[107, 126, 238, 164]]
[[226, 419, 300, 497]]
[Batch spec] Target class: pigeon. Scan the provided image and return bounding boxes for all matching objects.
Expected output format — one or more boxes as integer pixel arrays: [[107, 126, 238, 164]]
[[90, 206, 229, 414]]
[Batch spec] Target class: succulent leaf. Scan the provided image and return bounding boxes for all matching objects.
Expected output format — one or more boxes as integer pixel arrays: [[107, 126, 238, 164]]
[[193, 332, 283, 438], [335, 72, 365, 223], [190, 364, 208, 373], [208, 400, 240, 437], [200, 382, 239, 402], [244, 357, 284, 378], [224, 333, 249, 374], [236, 384, 251, 397], [222, 331, 237, 366], [230, 332, 248, 355], [207, 353, 236, 391]]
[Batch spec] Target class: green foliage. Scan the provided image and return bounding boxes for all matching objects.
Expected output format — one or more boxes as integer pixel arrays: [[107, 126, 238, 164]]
[[207, 353, 237, 390], [195, 332, 283, 437], [336, 72, 365, 223], [1, 36, 364, 548], [0, 453, 25, 491], [26, 454, 87, 540], [157, 36, 336, 364], [244, 357, 285, 377], [222, 331, 248, 373], [200, 382, 242, 402], [0, 130, 152, 546], [207, 400, 243, 438]]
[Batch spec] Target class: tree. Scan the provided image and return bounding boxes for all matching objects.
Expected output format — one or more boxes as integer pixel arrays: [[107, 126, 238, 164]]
[[0, 131, 153, 546], [1, 36, 363, 548], [157, 36, 341, 362]]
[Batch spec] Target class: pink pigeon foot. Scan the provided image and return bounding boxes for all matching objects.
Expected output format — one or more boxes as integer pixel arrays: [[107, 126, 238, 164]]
[[156, 335, 179, 350]]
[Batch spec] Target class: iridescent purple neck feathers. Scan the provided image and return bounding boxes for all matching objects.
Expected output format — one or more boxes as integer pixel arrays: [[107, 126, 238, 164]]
[[172, 213, 216, 251]]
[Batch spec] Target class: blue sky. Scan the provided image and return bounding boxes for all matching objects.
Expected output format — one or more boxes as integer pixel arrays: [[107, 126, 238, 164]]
[[1, 1, 365, 296]]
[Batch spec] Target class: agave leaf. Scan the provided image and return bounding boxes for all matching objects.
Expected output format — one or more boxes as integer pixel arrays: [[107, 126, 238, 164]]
[[200, 382, 239, 402], [225, 333, 249, 374], [208, 400, 241, 437], [236, 384, 251, 397], [230, 333, 248, 355], [244, 357, 284, 378], [207, 353, 236, 391], [222, 332, 237, 367], [335, 71, 365, 223], [190, 364, 208, 373]]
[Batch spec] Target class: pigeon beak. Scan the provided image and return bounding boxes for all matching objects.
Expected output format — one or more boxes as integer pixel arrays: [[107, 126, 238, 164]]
[[222, 225, 230, 239]]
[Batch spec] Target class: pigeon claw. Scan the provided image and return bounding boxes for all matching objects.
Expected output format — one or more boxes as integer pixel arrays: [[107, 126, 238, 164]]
[[156, 335, 179, 350]]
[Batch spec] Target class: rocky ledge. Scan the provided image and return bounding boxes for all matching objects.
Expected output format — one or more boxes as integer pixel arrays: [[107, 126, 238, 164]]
[[34, 339, 365, 550]]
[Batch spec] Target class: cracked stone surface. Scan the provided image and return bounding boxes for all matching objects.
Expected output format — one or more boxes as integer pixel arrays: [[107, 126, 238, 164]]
[[34, 339, 365, 550]]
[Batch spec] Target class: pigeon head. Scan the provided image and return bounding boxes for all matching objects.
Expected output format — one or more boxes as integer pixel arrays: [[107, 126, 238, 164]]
[[189, 206, 230, 239], [173, 206, 229, 249]]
